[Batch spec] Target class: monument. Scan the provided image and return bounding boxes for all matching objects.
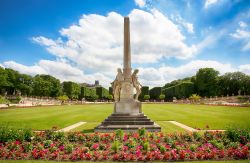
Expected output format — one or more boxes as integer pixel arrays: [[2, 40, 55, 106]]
[[95, 17, 161, 132]]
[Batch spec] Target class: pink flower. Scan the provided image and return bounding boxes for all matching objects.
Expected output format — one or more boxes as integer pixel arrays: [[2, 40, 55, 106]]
[[92, 143, 99, 150]]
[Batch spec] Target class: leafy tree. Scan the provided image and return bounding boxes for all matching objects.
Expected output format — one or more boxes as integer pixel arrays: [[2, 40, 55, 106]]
[[218, 72, 249, 96], [139, 86, 149, 101], [0, 67, 9, 94], [62, 81, 81, 99], [143, 95, 150, 101], [159, 94, 165, 100], [189, 94, 201, 102], [33, 75, 61, 97], [107, 94, 113, 101], [194, 68, 219, 97], [58, 95, 69, 103]]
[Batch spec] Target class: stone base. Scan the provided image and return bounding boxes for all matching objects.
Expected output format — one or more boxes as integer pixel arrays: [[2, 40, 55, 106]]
[[94, 113, 161, 132], [114, 100, 141, 115]]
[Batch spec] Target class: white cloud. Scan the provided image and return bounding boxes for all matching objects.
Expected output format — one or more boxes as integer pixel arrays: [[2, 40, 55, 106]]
[[2, 60, 113, 88], [3, 61, 47, 75], [2, 59, 250, 88], [231, 29, 250, 51], [239, 64, 250, 74], [138, 60, 236, 88], [135, 0, 146, 8], [172, 15, 194, 34], [204, 0, 219, 8], [239, 21, 247, 28], [32, 9, 197, 76], [0, 63, 4, 68]]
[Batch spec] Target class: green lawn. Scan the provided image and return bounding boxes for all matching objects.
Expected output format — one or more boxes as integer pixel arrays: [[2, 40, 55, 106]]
[[0, 104, 249, 131]]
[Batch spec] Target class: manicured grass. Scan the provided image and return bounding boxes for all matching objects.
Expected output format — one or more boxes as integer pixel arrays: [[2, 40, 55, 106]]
[[0, 160, 249, 163], [0, 104, 249, 130], [143, 104, 250, 130]]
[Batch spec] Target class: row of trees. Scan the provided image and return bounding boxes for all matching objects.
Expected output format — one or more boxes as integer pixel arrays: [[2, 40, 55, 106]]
[[0, 67, 110, 101], [1, 66, 249, 101], [161, 68, 250, 100]]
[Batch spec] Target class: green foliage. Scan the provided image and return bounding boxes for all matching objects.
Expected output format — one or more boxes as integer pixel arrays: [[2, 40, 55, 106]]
[[138, 128, 146, 137], [0, 95, 9, 104], [80, 87, 98, 101], [139, 86, 149, 101], [111, 140, 120, 153], [107, 94, 113, 100], [163, 82, 194, 100], [62, 81, 81, 99], [33, 75, 61, 97], [95, 87, 109, 99], [159, 94, 165, 100], [143, 141, 149, 152], [149, 87, 162, 100], [189, 94, 201, 102], [218, 72, 250, 96], [57, 95, 69, 102], [225, 127, 250, 144], [115, 129, 124, 140], [0, 126, 32, 142], [143, 95, 150, 101], [194, 68, 219, 97]]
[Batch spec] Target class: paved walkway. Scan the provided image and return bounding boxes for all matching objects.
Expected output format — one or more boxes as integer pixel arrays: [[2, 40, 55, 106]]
[[57, 122, 86, 132], [167, 121, 225, 132], [168, 121, 198, 132]]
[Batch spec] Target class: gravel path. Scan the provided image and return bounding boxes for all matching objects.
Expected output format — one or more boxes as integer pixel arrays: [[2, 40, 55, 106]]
[[57, 122, 86, 132]]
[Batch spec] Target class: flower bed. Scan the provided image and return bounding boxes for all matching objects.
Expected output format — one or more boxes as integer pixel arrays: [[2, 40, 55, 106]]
[[0, 128, 249, 161]]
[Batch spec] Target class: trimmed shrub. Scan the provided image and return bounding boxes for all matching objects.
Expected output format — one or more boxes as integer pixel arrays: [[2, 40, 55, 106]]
[[139, 86, 149, 101], [149, 87, 162, 100], [96, 87, 109, 100], [163, 82, 194, 100]]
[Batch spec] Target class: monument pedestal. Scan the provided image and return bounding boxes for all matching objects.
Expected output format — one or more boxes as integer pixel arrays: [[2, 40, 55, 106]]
[[114, 100, 141, 115], [94, 17, 161, 132], [94, 113, 161, 132]]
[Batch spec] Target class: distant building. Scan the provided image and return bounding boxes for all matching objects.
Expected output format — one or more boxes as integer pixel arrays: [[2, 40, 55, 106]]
[[80, 80, 101, 88]]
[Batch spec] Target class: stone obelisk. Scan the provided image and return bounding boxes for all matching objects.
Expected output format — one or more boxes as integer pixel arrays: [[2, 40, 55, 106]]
[[94, 17, 161, 132], [119, 17, 134, 102]]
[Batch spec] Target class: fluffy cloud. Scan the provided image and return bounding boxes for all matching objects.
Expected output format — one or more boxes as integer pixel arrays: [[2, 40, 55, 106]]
[[172, 15, 194, 34], [32, 9, 197, 75], [3, 59, 249, 88], [2, 60, 113, 88], [204, 0, 219, 8], [138, 60, 237, 87], [231, 29, 250, 51], [134, 0, 146, 8], [239, 64, 250, 74]]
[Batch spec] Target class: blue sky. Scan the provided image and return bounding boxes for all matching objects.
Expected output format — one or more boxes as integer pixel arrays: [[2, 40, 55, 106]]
[[0, 0, 250, 87]]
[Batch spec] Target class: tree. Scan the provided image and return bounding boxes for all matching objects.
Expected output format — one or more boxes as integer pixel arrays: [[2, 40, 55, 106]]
[[189, 94, 201, 103], [62, 81, 81, 99], [218, 72, 248, 96], [194, 68, 219, 97], [33, 75, 61, 97], [159, 94, 165, 101], [143, 95, 150, 101], [0, 67, 9, 94], [58, 95, 69, 103]]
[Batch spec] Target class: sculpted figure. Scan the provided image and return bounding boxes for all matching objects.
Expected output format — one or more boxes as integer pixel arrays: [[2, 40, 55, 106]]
[[111, 68, 124, 101], [132, 69, 142, 101]]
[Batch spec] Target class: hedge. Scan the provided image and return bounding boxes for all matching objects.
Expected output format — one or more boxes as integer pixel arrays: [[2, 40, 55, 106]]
[[149, 87, 162, 100], [163, 82, 194, 100], [96, 87, 109, 99], [80, 87, 97, 101], [139, 86, 149, 101]]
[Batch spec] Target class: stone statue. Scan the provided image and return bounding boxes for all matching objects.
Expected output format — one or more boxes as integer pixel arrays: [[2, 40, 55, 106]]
[[132, 69, 142, 101], [111, 68, 124, 101]]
